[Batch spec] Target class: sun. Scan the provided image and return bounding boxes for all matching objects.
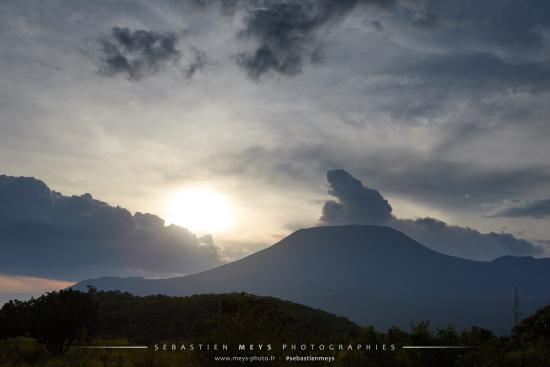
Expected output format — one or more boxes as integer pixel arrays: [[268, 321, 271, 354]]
[[165, 187, 233, 234]]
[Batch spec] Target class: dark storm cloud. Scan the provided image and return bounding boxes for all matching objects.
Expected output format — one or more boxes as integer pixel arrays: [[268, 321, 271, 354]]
[[320, 169, 393, 225], [319, 170, 544, 260], [488, 199, 550, 219], [99, 27, 181, 80], [0, 175, 223, 280], [237, 0, 396, 79]]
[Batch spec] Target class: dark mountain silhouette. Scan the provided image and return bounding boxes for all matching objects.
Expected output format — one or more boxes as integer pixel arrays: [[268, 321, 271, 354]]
[[73, 225, 550, 334]]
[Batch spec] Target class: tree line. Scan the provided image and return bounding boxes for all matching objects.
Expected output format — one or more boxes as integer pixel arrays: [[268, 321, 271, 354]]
[[0, 289, 549, 366]]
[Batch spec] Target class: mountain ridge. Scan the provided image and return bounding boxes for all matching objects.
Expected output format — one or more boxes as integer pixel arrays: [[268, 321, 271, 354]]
[[74, 225, 550, 334]]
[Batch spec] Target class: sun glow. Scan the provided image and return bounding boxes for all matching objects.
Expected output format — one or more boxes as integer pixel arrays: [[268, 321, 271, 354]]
[[165, 187, 233, 234]]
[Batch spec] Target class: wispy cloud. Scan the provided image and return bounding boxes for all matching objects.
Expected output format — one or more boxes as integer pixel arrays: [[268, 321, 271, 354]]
[[487, 198, 550, 219]]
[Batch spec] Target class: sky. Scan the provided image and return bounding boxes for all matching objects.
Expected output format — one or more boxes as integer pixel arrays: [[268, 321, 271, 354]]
[[1, 0, 550, 298]]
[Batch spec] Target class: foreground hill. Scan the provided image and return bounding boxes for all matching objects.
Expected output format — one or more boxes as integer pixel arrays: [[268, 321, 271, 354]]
[[74, 225, 550, 334], [93, 291, 359, 343], [2, 289, 549, 366]]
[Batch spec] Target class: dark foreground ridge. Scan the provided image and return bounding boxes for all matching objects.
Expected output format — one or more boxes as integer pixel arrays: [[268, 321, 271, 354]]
[[93, 291, 359, 343], [74, 225, 550, 334], [1, 290, 550, 366]]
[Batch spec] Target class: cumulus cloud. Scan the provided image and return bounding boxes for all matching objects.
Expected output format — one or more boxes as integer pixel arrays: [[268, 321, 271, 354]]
[[236, 0, 396, 79], [319, 169, 544, 260], [320, 169, 393, 225], [488, 198, 550, 219], [392, 218, 543, 260], [98, 27, 181, 80], [0, 175, 224, 280]]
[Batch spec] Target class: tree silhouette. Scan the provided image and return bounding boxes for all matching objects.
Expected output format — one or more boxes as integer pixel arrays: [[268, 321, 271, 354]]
[[33, 288, 98, 354], [0, 288, 98, 355], [0, 299, 31, 339], [513, 304, 550, 343]]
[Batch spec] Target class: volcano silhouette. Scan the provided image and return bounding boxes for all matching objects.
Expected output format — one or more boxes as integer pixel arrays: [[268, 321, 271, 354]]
[[74, 225, 550, 333]]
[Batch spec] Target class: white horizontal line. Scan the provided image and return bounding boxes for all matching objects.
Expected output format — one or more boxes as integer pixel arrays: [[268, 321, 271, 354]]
[[403, 346, 474, 349], [75, 346, 149, 349]]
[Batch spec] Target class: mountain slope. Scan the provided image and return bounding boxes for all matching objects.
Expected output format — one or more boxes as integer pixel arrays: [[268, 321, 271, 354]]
[[74, 225, 550, 333]]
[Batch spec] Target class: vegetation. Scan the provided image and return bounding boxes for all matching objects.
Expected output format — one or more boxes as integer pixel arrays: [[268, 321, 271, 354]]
[[92, 290, 357, 344], [0, 288, 98, 355], [0, 290, 549, 366]]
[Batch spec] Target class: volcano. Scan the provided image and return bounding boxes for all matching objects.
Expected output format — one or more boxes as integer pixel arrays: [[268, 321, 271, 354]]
[[74, 225, 550, 333]]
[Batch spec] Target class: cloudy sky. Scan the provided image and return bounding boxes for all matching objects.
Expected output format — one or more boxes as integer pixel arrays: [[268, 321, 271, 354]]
[[1, 0, 550, 298]]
